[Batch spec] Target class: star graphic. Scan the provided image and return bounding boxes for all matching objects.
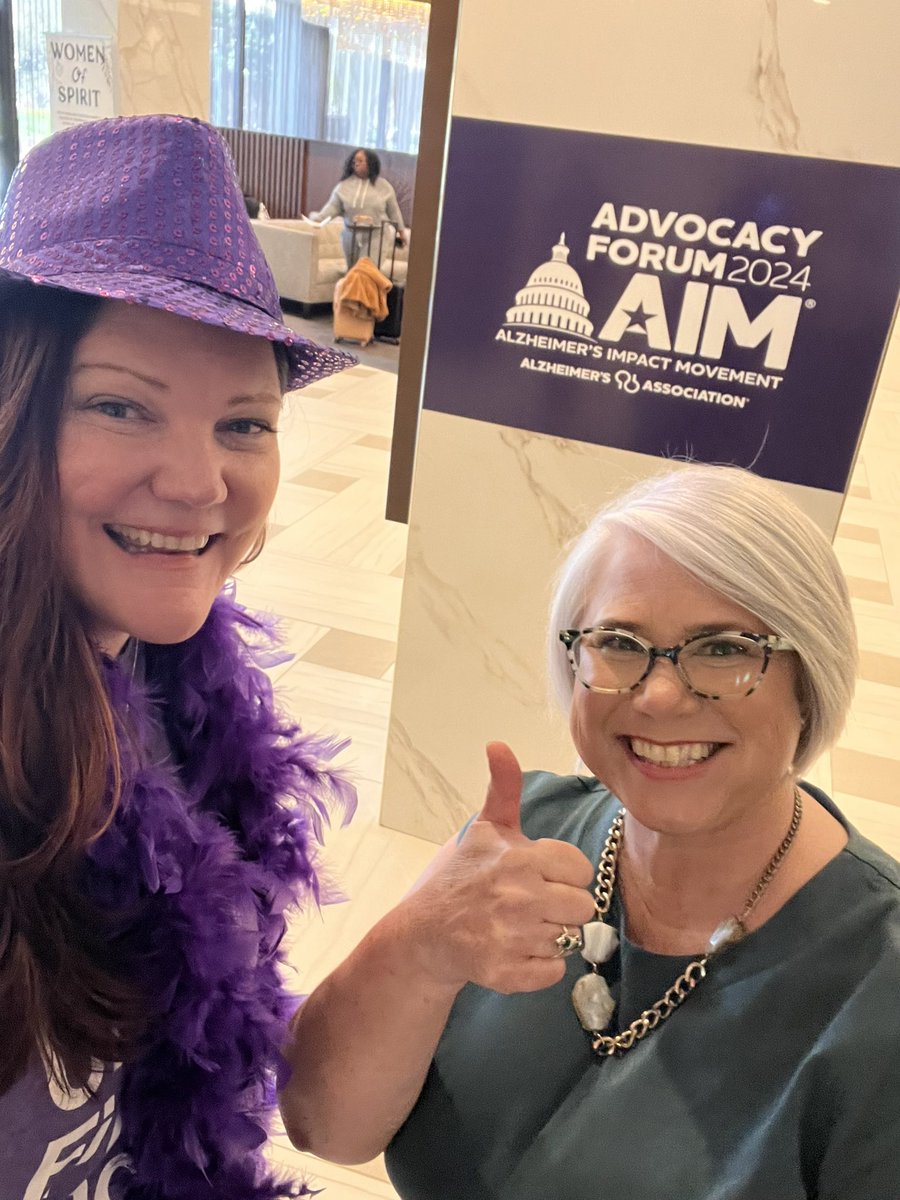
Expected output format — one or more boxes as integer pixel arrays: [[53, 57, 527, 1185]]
[[622, 302, 652, 334]]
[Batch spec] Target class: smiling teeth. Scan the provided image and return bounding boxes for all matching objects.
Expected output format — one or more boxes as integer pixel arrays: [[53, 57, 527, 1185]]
[[630, 738, 716, 767], [108, 524, 211, 552]]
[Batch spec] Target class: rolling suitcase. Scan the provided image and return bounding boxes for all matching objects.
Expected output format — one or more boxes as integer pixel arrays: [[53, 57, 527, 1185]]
[[374, 221, 404, 344]]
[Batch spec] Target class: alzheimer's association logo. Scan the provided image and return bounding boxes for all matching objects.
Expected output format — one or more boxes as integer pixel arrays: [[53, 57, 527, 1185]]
[[495, 214, 817, 411]]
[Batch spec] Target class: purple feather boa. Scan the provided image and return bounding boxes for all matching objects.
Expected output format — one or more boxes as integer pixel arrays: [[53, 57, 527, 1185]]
[[84, 589, 356, 1199]]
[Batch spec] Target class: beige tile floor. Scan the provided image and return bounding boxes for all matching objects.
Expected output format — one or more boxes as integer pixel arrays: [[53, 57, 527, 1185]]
[[236, 361, 423, 1198], [238, 322, 900, 1199]]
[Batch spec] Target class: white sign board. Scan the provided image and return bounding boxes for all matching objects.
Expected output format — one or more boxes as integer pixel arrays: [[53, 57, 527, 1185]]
[[46, 34, 115, 131]]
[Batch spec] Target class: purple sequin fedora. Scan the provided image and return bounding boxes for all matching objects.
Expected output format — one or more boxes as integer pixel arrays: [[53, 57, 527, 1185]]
[[0, 113, 355, 390]]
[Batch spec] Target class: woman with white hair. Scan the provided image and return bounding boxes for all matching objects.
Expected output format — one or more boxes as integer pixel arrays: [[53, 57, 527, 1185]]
[[280, 464, 900, 1199]]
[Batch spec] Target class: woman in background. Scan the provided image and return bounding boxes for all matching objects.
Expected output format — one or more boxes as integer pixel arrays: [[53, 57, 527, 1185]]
[[309, 147, 407, 267]]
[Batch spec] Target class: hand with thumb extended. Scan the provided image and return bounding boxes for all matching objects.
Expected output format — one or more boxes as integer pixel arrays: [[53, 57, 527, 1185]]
[[407, 742, 596, 996]]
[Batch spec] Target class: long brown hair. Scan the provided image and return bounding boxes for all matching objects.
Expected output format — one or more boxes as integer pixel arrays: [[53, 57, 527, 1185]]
[[0, 281, 146, 1093]]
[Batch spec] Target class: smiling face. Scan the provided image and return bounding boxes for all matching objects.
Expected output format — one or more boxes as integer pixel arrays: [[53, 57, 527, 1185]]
[[568, 528, 803, 837], [57, 302, 282, 653]]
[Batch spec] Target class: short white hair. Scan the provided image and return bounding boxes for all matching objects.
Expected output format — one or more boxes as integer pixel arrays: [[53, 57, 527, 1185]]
[[548, 464, 857, 774]]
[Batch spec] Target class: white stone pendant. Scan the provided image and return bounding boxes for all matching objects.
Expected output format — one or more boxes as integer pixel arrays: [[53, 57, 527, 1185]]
[[706, 916, 747, 956], [580, 920, 619, 965], [572, 971, 616, 1032]]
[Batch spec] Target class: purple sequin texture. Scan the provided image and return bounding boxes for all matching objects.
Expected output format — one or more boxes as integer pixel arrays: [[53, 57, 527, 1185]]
[[0, 114, 355, 390]]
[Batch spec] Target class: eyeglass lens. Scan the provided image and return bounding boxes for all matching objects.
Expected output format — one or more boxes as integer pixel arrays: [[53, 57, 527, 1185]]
[[573, 631, 767, 695]]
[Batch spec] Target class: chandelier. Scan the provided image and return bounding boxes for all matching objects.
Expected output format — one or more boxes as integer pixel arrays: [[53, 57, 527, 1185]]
[[304, 0, 430, 31]]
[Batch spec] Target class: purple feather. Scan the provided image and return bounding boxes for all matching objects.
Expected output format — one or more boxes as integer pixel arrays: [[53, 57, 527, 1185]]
[[83, 589, 357, 1199]]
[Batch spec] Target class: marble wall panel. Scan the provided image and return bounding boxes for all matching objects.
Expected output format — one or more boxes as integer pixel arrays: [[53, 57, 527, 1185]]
[[382, 0, 899, 843], [453, 0, 900, 166], [117, 0, 210, 119]]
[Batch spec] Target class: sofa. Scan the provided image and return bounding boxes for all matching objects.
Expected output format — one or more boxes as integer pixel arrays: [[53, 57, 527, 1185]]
[[250, 216, 409, 313]]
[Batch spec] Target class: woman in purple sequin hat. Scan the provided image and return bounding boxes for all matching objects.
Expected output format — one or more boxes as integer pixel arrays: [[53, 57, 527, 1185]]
[[0, 114, 357, 1199]]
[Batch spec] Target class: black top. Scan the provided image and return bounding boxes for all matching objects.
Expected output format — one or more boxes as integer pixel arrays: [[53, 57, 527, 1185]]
[[386, 773, 900, 1200]]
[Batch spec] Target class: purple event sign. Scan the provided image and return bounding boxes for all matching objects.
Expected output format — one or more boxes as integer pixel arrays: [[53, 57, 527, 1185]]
[[423, 118, 900, 493]]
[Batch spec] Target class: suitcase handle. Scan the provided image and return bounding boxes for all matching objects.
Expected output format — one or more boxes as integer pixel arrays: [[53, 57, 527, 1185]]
[[380, 220, 401, 281]]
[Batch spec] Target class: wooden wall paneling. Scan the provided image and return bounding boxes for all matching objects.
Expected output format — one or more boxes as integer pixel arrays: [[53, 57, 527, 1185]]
[[217, 128, 417, 226], [217, 127, 306, 219]]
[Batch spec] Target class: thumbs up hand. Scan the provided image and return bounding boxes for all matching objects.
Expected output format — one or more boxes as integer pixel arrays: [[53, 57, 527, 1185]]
[[406, 743, 596, 995]]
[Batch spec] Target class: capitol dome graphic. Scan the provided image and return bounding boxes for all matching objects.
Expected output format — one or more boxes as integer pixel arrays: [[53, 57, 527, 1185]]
[[504, 233, 594, 338]]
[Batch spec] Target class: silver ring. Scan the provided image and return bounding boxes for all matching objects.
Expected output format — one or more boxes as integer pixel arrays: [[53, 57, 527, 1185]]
[[554, 925, 584, 958]]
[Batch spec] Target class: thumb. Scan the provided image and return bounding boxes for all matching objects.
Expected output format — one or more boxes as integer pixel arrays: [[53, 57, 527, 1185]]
[[478, 741, 524, 832]]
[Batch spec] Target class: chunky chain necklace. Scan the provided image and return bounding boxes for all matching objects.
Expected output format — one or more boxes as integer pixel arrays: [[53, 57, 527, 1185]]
[[572, 788, 803, 1057]]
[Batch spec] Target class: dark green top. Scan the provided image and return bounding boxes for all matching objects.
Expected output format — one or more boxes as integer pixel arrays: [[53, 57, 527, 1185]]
[[385, 774, 900, 1199]]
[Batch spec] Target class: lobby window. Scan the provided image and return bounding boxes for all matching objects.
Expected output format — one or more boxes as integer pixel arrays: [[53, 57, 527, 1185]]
[[211, 0, 428, 153], [10, 0, 59, 155]]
